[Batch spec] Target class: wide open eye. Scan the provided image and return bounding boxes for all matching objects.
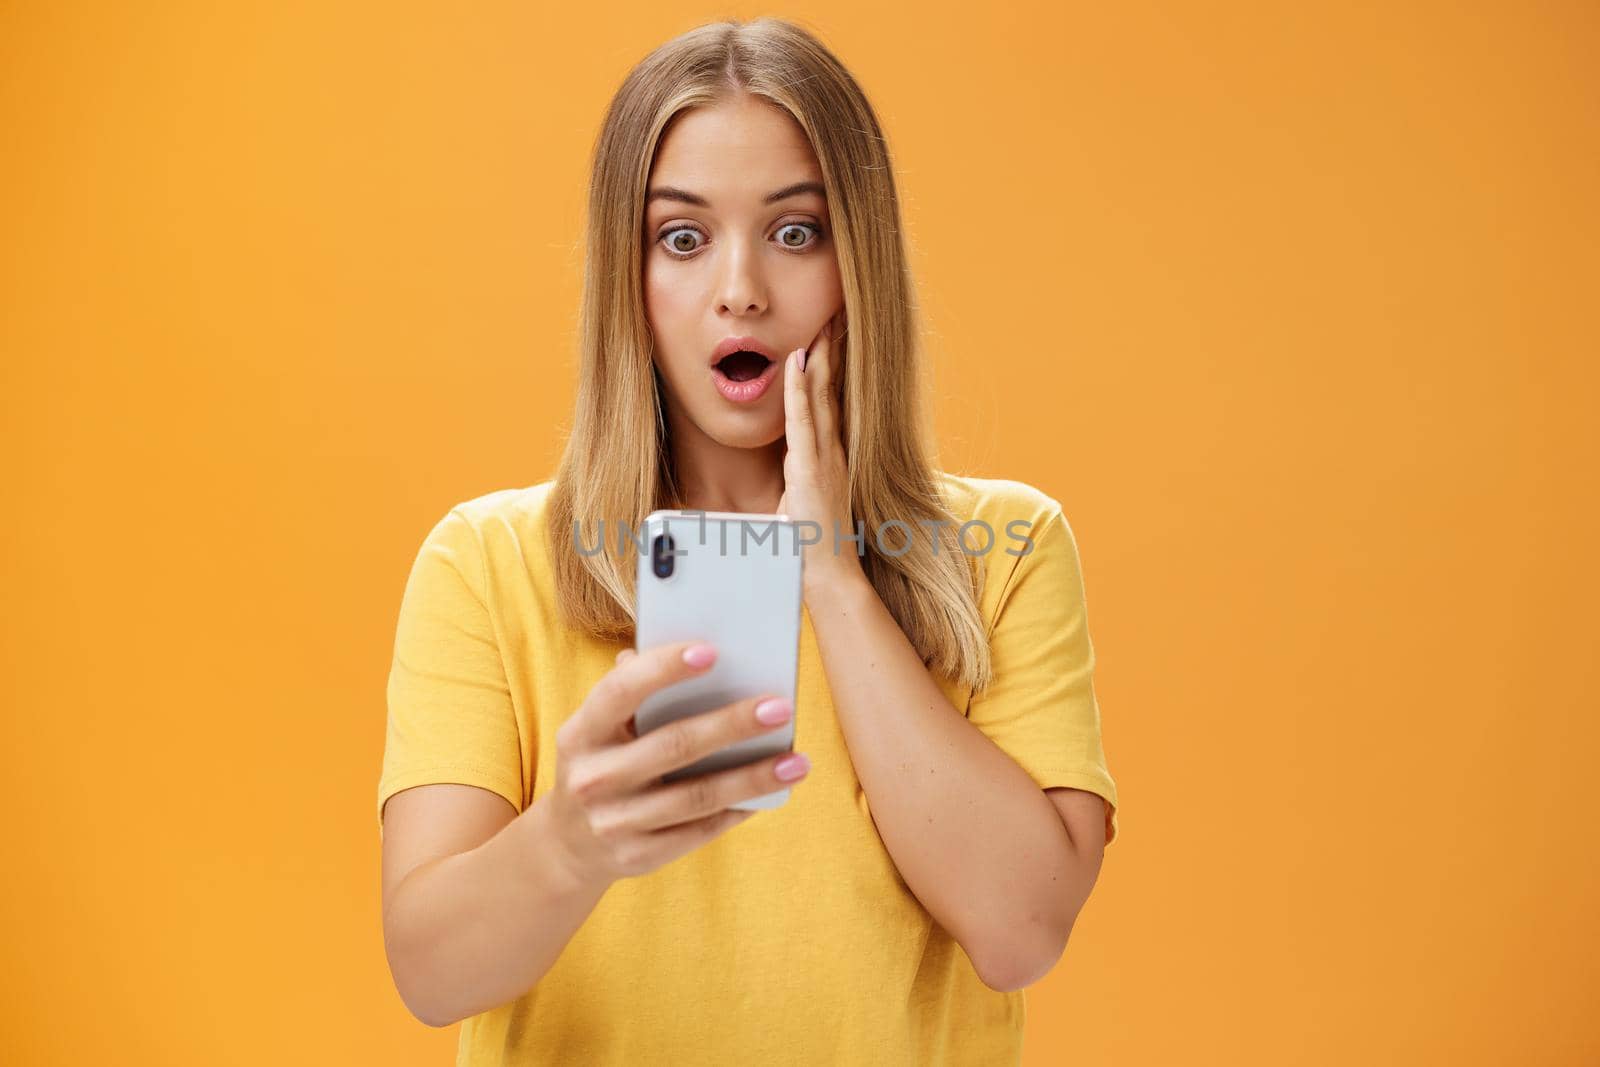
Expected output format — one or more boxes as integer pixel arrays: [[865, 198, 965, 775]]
[[775, 222, 822, 250], [655, 220, 824, 259], [659, 226, 705, 256]]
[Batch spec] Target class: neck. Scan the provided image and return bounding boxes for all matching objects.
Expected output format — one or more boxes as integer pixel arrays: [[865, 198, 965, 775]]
[[663, 406, 786, 515]]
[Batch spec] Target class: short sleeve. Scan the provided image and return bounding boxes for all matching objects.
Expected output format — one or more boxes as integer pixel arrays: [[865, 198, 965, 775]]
[[967, 507, 1120, 846], [377, 507, 525, 834]]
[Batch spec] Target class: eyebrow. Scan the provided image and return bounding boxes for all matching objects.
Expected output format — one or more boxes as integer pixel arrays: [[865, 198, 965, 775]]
[[645, 180, 827, 208]]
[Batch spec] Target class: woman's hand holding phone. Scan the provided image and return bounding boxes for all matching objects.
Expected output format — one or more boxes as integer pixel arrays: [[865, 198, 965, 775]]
[[543, 640, 811, 889]]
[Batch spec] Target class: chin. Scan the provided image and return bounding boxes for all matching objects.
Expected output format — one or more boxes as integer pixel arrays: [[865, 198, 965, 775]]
[[702, 413, 785, 451]]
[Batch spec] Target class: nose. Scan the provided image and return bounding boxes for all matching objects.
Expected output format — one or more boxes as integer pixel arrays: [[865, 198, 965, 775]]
[[714, 235, 767, 316]]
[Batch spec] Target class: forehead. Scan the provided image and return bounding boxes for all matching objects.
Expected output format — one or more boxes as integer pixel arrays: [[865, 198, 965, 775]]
[[649, 96, 823, 202]]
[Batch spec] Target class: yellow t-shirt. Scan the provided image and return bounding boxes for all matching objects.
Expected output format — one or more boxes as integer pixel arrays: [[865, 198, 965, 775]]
[[378, 470, 1120, 1066]]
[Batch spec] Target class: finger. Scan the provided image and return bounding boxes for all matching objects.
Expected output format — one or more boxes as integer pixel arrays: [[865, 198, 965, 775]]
[[628, 807, 757, 872], [784, 346, 817, 464], [808, 315, 838, 452], [615, 646, 639, 735], [627, 747, 807, 832], [580, 691, 792, 799], [567, 640, 717, 750], [832, 311, 848, 407]]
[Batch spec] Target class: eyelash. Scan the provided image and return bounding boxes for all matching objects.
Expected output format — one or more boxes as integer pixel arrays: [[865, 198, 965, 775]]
[[654, 221, 825, 260]]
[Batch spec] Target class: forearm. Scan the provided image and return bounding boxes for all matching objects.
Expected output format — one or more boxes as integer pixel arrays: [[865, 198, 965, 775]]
[[807, 569, 1089, 989], [383, 795, 609, 1027]]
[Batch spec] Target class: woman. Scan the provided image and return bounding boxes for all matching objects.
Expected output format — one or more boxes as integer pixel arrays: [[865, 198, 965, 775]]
[[378, 16, 1119, 1065]]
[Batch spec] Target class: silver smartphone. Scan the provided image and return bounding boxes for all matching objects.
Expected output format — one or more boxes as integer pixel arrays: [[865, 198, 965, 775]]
[[633, 509, 803, 811]]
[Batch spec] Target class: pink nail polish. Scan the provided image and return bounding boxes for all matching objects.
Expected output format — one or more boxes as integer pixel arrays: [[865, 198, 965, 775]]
[[755, 698, 792, 725], [775, 753, 810, 781]]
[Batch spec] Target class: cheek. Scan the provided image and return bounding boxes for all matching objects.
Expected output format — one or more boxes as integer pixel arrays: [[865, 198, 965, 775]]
[[643, 262, 701, 330], [794, 254, 844, 309], [643, 261, 700, 379], [644, 251, 841, 327]]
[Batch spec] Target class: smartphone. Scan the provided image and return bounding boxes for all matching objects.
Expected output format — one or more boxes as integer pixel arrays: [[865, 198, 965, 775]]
[[633, 509, 804, 811]]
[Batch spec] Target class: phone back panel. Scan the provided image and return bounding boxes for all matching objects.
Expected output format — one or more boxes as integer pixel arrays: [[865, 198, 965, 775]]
[[634, 510, 803, 811]]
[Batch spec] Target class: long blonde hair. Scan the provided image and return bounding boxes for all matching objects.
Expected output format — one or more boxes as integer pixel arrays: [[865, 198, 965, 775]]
[[547, 16, 995, 693]]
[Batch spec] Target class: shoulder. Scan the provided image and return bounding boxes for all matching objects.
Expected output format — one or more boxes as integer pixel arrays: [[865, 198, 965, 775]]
[[419, 478, 560, 577], [933, 471, 1084, 623], [444, 478, 559, 536], [934, 469, 1066, 536]]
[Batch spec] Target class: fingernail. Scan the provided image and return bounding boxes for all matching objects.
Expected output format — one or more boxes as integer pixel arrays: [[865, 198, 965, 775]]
[[775, 753, 810, 781], [800, 349, 809, 372], [683, 644, 716, 668], [755, 698, 792, 725]]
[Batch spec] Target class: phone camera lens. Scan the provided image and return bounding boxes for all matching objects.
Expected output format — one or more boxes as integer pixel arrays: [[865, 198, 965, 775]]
[[651, 533, 675, 579]]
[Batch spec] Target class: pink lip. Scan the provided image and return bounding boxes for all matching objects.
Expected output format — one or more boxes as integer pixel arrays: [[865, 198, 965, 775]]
[[711, 355, 781, 403], [710, 335, 778, 364]]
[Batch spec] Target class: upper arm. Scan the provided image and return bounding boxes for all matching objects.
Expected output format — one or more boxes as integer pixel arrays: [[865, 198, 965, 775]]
[[381, 783, 518, 922], [377, 505, 526, 836], [1045, 786, 1109, 859], [967, 504, 1121, 845]]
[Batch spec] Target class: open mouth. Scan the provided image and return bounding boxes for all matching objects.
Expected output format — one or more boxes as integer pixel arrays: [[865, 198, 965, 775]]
[[714, 350, 773, 382]]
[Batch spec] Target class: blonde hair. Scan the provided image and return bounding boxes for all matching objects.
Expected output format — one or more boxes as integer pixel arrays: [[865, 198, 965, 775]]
[[547, 16, 995, 693]]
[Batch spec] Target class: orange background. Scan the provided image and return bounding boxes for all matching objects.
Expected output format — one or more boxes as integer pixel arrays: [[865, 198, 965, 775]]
[[3, 2, 1595, 1063]]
